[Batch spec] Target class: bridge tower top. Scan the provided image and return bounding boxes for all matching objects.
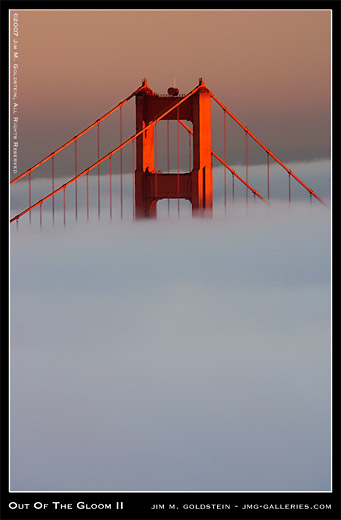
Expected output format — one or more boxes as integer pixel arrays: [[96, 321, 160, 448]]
[[135, 78, 212, 171], [134, 78, 213, 217]]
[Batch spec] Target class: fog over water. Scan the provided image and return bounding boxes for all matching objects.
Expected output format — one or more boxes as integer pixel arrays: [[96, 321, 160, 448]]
[[10, 185, 331, 491]]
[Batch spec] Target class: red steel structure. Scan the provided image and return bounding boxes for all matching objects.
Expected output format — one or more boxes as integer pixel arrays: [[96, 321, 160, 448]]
[[10, 78, 327, 225], [210, 94, 327, 206], [135, 78, 213, 217]]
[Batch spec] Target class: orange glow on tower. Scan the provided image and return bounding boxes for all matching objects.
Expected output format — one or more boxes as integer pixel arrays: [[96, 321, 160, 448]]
[[135, 78, 213, 217]]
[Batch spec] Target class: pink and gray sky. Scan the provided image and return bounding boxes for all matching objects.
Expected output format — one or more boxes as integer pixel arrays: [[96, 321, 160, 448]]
[[11, 9, 331, 174]]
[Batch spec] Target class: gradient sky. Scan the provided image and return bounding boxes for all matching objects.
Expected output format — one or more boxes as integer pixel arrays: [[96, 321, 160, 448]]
[[11, 9, 331, 176]]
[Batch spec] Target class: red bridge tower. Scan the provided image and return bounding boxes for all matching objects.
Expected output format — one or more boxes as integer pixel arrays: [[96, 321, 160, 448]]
[[135, 78, 213, 217]]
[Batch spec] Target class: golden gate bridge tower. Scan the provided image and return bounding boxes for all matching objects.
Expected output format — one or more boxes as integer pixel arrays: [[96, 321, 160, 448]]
[[135, 78, 212, 218]]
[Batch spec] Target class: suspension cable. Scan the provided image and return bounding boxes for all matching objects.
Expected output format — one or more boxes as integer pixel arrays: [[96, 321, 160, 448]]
[[211, 93, 327, 206], [10, 85, 146, 185], [178, 119, 267, 204], [211, 151, 267, 204], [10, 84, 201, 223]]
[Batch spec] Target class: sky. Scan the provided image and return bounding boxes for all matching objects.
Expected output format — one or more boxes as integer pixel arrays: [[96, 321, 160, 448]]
[[10, 9, 331, 179], [9, 8, 332, 493]]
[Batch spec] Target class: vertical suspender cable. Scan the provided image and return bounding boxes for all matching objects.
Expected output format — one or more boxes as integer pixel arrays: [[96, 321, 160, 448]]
[[167, 119, 170, 215], [52, 156, 55, 224], [288, 172, 291, 204], [132, 141, 135, 221], [224, 110, 227, 213], [29, 172, 31, 224], [86, 172, 89, 221], [120, 106, 123, 219], [40, 203, 42, 229], [267, 152, 270, 201], [63, 188, 66, 226], [97, 123, 100, 219], [177, 107, 180, 217], [167, 120, 170, 173], [75, 140, 78, 221], [232, 172, 235, 202], [154, 122, 157, 200], [110, 155, 112, 220], [245, 129, 248, 205]]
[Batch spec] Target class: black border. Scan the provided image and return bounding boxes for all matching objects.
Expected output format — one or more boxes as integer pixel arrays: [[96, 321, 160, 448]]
[[2, 2, 340, 519]]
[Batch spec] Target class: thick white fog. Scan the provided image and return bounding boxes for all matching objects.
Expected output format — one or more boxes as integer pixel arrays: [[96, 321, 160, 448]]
[[10, 187, 331, 491]]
